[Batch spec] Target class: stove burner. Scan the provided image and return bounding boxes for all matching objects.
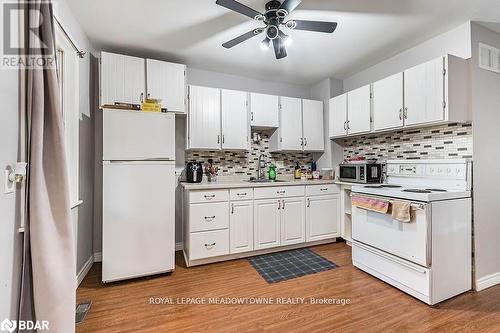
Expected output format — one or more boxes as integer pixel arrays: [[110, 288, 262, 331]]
[[426, 189, 448, 192], [403, 189, 432, 194], [381, 185, 403, 188]]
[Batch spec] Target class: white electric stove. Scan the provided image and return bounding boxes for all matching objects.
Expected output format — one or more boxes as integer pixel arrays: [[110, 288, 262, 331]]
[[351, 159, 472, 305]]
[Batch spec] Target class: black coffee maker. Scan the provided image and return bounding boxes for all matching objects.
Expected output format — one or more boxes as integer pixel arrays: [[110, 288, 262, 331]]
[[186, 162, 203, 183]]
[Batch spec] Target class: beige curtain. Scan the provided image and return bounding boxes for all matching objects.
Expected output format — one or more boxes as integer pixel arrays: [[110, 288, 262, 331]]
[[19, 1, 76, 332]]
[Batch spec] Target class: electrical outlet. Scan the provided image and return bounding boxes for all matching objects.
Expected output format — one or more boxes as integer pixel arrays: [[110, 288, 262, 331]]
[[4, 170, 14, 194], [275, 161, 285, 169]]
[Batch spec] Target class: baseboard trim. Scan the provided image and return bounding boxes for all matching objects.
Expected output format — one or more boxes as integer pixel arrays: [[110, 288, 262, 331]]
[[94, 252, 102, 263], [175, 242, 183, 251], [476, 271, 500, 291], [76, 255, 94, 288]]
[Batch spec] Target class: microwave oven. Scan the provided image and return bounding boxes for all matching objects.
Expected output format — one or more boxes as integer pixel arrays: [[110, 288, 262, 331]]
[[338, 163, 382, 184]]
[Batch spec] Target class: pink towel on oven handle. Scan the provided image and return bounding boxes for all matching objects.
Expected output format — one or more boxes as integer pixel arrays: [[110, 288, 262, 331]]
[[351, 195, 390, 214]]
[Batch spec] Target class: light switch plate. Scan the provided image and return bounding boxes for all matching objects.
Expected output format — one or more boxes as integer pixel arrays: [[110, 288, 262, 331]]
[[275, 161, 284, 169], [4, 170, 14, 194]]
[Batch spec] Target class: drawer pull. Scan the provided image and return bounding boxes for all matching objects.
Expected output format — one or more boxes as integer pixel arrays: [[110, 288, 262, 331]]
[[320, 188, 328, 192], [236, 193, 247, 196], [204, 243, 216, 249], [204, 216, 216, 222], [277, 190, 286, 194], [204, 195, 216, 200]]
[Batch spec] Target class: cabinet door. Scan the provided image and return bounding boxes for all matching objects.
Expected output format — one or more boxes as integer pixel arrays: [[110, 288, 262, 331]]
[[221, 89, 249, 150], [302, 99, 325, 151], [281, 197, 306, 246], [306, 195, 340, 242], [250, 93, 279, 128], [188, 85, 221, 150], [146, 59, 186, 113], [101, 52, 145, 106], [347, 84, 371, 135], [230, 201, 254, 254], [254, 199, 281, 250], [329, 94, 348, 137], [373, 73, 404, 131], [279, 96, 303, 151], [404, 57, 445, 126]]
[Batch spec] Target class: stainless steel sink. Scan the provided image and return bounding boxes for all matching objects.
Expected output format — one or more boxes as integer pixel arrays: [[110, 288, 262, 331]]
[[246, 179, 287, 183]]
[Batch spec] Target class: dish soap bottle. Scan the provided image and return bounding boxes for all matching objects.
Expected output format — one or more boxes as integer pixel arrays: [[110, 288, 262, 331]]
[[269, 164, 277, 181], [294, 162, 302, 180]]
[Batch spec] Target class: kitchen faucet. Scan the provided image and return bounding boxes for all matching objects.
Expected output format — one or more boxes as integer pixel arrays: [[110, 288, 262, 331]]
[[257, 154, 266, 180]]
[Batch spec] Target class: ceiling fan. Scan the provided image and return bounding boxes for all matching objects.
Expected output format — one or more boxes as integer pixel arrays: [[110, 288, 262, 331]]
[[216, 0, 338, 59]]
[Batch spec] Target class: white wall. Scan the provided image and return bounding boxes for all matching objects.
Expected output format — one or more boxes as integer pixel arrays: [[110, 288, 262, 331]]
[[54, 0, 97, 275], [471, 23, 500, 290], [0, 0, 22, 320], [343, 22, 472, 91]]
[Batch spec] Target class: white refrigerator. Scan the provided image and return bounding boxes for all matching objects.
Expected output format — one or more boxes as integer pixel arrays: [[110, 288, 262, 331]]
[[102, 109, 175, 282]]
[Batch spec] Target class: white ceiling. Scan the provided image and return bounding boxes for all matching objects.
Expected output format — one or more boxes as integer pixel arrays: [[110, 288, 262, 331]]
[[64, 0, 500, 85]]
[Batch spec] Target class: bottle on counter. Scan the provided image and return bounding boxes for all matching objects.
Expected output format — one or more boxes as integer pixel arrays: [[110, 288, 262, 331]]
[[269, 164, 277, 181], [294, 162, 302, 180]]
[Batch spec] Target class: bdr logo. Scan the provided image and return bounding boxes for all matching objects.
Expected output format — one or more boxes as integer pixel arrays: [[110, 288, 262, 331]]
[[1, 318, 50, 332]]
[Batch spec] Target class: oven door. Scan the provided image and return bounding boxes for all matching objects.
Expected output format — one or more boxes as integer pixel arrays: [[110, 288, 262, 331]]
[[352, 195, 430, 267], [339, 165, 359, 182]]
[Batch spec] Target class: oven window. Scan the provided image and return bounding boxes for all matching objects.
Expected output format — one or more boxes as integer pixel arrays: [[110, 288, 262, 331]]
[[340, 166, 357, 179]]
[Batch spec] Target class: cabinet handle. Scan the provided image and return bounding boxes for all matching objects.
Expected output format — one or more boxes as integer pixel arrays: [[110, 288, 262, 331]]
[[251, 112, 254, 122], [217, 135, 220, 144], [236, 193, 247, 197], [277, 190, 285, 195], [301, 138, 304, 146], [304, 138, 308, 146], [320, 188, 328, 192], [307, 198, 311, 208], [231, 204, 234, 214], [204, 195, 216, 200], [140, 93, 144, 103], [404, 107, 408, 119], [343, 121, 347, 130], [278, 200, 281, 210], [347, 120, 351, 129], [222, 135, 225, 144], [204, 243, 216, 249], [399, 109, 403, 120], [147, 93, 151, 99], [204, 216, 216, 222], [282, 200, 285, 209]]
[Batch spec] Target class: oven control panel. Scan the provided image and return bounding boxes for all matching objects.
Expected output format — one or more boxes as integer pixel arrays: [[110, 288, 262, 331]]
[[387, 163, 468, 180]]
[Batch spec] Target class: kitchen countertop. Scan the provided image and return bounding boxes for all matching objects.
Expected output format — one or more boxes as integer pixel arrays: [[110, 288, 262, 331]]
[[180, 178, 337, 190]]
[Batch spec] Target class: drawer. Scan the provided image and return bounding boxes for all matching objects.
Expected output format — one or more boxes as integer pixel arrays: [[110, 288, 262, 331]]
[[189, 229, 229, 260], [189, 189, 229, 203], [306, 184, 340, 196], [189, 202, 229, 232], [352, 242, 430, 298], [230, 188, 254, 201], [254, 186, 305, 199]]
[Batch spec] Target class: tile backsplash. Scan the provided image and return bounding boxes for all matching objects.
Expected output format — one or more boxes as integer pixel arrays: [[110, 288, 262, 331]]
[[185, 131, 313, 177], [341, 122, 473, 162]]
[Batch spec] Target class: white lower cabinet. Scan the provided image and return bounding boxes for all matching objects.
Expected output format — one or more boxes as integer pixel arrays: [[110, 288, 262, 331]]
[[189, 229, 230, 260], [254, 199, 281, 250], [281, 197, 306, 246], [306, 194, 341, 242], [230, 200, 254, 254]]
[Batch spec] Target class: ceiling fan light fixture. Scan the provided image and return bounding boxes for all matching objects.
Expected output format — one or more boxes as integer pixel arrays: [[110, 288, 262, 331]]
[[285, 20, 297, 30], [260, 38, 271, 50]]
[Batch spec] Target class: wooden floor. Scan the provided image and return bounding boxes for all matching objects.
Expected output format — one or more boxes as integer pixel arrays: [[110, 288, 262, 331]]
[[77, 242, 500, 333]]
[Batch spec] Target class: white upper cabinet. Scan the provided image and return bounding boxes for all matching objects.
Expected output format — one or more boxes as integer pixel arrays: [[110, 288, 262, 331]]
[[221, 89, 249, 150], [302, 99, 325, 152], [347, 84, 372, 135], [404, 57, 445, 126], [373, 73, 404, 131], [249, 93, 279, 128], [101, 52, 145, 106], [329, 94, 348, 138], [188, 85, 221, 150], [146, 59, 186, 113], [270, 96, 303, 152]]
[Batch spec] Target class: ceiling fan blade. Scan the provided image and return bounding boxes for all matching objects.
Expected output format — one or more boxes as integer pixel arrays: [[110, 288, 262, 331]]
[[216, 0, 263, 20], [222, 29, 263, 48], [272, 38, 287, 59], [279, 0, 302, 15], [290, 20, 338, 33]]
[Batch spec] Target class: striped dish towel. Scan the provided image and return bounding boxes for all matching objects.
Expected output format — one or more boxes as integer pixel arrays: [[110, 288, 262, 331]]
[[351, 195, 390, 214]]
